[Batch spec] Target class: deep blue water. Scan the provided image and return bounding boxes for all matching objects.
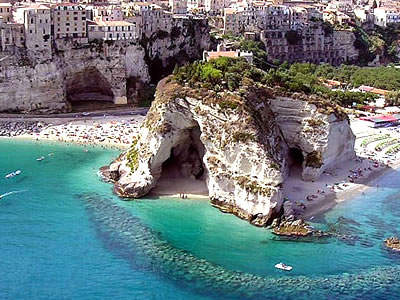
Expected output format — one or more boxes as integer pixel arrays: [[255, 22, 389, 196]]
[[1, 139, 400, 299]]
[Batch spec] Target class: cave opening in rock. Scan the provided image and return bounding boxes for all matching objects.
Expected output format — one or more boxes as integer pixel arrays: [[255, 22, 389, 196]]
[[66, 67, 115, 112], [152, 126, 209, 196], [288, 147, 304, 177]]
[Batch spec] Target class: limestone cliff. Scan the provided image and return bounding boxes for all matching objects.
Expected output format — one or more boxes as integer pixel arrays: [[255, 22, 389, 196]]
[[0, 56, 68, 113], [269, 95, 356, 181], [0, 18, 210, 113], [103, 61, 355, 226]]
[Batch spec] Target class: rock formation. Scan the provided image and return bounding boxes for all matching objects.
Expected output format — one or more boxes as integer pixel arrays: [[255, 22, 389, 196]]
[[0, 18, 210, 113], [270, 95, 356, 181], [385, 237, 400, 251], [103, 60, 356, 226]]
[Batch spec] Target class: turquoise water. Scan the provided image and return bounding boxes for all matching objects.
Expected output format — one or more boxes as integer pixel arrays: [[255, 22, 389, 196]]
[[1, 139, 400, 299]]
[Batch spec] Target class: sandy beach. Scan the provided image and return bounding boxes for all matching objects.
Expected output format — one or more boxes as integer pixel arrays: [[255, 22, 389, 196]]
[[2, 113, 400, 219], [285, 118, 400, 219], [0, 114, 145, 150]]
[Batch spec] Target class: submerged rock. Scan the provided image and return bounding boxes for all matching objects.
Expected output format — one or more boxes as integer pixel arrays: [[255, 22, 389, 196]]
[[103, 60, 355, 226]]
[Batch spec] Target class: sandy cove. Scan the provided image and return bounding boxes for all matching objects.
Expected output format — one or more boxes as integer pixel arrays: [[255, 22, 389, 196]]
[[285, 118, 400, 220], [2, 114, 400, 220]]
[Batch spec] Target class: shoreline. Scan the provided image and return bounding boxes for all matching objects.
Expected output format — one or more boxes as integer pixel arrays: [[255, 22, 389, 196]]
[[301, 163, 400, 219], [3, 116, 400, 222], [0, 115, 145, 150]]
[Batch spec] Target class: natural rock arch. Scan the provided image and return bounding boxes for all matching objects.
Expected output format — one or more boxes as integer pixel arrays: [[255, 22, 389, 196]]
[[151, 124, 208, 195]]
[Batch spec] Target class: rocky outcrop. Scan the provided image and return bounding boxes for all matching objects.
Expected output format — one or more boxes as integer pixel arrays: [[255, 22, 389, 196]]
[[270, 95, 356, 181], [107, 78, 286, 226], [385, 237, 400, 251], [103, 73, 356, 226]]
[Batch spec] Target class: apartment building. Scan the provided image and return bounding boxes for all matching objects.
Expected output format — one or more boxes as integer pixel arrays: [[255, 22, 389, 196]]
[[0, 3, 12, 22], [12, 4, 52, 52], [52, 3, 86, 39], [374, 7, 400, 27], [88, 20, 139, 41], [92, 5, 123, 22]]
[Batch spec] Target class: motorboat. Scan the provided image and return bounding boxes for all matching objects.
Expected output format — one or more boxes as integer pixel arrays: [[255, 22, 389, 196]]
[[275, 262, 293, 271], [37, 156, 45, 161], [5, 170, 21, 179]]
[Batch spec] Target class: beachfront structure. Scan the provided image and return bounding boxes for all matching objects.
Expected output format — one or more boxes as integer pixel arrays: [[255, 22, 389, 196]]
[[88, 20, 139, 41], [52, 3, 87, 40], [358, 85, 390, 97], [360, 114, 400, 128]]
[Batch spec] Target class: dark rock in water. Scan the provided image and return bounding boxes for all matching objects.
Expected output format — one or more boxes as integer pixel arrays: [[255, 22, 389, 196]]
[[272, 218, 313, 237], [385, 237, 400, 252]]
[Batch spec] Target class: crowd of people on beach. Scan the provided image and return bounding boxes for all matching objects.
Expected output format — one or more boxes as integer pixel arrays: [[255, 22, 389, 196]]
[[297, 148, 393, 212], [0, 118, 144, 149]]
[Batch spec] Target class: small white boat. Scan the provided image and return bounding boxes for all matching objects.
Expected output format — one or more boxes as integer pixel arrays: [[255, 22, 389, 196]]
[[275, 262, 293, 271], [5, 170, 21, 179], [37, 156, 45, 161]]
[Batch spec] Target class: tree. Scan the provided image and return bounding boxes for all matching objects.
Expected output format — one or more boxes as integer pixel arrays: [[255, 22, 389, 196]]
[[385, 91, 400, 106]]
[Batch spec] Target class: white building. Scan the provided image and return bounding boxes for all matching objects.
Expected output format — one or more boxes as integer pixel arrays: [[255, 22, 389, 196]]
[[88, 20, 139, 41], [374, 7, 400, 27]]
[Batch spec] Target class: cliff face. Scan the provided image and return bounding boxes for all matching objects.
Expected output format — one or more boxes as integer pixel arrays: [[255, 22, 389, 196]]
[[269, 96, 356, 181], [0, 19, 210, 113], [0, 57, 68, 113], [104, 77, 355, 226], [143, 18, 211, 83]]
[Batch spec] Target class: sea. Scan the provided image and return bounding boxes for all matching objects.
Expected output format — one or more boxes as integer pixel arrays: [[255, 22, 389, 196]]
[[1, 139, 400, 300]]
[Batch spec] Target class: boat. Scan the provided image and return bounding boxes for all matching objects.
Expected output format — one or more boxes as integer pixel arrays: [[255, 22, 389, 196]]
[[37, 156, 45, 161], [5, 170, 21, 179], [275, 262, 293, 271]]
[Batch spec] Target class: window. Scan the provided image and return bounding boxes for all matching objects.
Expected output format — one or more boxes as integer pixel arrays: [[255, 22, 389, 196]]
[[74, 17, 78, 20]]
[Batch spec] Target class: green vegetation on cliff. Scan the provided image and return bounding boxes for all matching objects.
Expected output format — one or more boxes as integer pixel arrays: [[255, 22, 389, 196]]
[[172, 58, 373, 110]]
